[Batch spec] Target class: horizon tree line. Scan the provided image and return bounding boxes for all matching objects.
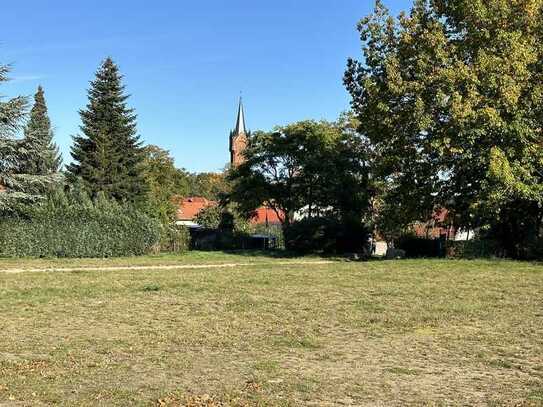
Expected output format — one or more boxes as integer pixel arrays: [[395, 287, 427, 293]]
[[2, 0, 542, 259], [0, 56, 232, 222]]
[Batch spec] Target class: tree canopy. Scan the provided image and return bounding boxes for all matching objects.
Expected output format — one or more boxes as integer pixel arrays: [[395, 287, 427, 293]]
[[345, 0, 543, 257], [227, 120, 372, 229], [141, 145, 190, 223], [67, 58, 146, 204]]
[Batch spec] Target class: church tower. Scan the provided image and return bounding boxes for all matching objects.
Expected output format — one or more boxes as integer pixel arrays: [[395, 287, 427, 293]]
[[229, 97, 248, 168]]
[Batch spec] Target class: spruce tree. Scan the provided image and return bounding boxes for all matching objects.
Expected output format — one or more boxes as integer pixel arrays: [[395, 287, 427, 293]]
[[0, 63, 59, 212], [67, 57, 146, 203], [23, 86, 62, 174]]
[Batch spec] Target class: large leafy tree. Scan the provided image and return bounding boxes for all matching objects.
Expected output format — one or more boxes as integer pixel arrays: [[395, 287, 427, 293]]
[[345, 0, 543, 257], [0, 63, 58, 213], [67, 58, 146, 204], [227, 120, 372, 229], [186, 172, 230, 201], [22, 86, 62, 174], [141, 145, 190, 223]]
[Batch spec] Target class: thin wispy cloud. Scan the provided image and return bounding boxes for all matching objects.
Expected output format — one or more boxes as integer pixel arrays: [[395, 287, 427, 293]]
[[9, 75, 46, 83]]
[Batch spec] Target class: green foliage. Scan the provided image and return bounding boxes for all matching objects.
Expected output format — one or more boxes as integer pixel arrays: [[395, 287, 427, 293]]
[[227, 119, 372, 254], [22, 86, 62, 174], [67, 58, 147, 204], [159, 224, 190, 253], [0, 190, 161, 258], [0, 64, 60, 213], [228, 120, 372, 228], [194, 204, 221, 229], [345, 0, 543, 258], [141, 145, 190, 223], [195, 203, 252, 233], [186, 172, 230, 201]]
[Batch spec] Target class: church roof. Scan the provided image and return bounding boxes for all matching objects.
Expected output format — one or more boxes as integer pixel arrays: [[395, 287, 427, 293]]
[[234, 97, 246, 135]]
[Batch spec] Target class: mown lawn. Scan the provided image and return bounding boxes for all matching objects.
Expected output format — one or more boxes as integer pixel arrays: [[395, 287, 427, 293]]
[[0, 250, 310, 271], [0, 254, 542, 406]]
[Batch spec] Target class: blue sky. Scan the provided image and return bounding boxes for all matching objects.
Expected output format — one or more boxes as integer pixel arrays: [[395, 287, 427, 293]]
[[3, 0, 411, 172]]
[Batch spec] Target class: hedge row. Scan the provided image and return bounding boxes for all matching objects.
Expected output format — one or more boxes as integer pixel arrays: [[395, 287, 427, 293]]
[[0, 207, 162, 258]]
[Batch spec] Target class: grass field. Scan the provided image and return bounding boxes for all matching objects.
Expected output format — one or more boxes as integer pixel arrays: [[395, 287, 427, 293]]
[[0, 253, 542, 406]]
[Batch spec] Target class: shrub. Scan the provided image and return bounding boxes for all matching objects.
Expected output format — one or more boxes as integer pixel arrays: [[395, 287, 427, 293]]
[[284, 217, 369, 254], [159, 224, 191, 253], [196, 204, 252, 234], [194, 204, 221, 229], [0, 192, 161, 258]]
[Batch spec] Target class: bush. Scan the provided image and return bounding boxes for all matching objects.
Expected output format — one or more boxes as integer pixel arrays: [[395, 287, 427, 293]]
[[396, 235, 445, 258], [196, 204, 252, 234], [284, 217, 369, 254], [194, 204, 221, 229], [159, 224, 191, 253], [0, 192, 161, 258]]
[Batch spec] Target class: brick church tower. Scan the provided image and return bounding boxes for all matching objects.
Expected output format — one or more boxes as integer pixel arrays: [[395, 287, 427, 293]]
[[229, 97, 248, 167]]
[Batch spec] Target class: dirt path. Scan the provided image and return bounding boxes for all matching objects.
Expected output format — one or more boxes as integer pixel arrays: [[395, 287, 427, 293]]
[[0, 260, 335, 274]]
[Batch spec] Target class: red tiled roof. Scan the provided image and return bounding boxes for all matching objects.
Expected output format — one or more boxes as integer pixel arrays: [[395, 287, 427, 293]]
[[251, 206, 283, 225], [176, 197, 217, 221], [176, 197, 283, 226]]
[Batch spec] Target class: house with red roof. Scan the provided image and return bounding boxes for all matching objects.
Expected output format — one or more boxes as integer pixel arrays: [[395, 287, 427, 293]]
[[175, 197, 217, 227], [175, 197, 283, 227]]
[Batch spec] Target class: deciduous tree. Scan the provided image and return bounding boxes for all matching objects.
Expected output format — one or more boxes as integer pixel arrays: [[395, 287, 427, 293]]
[[227, 120, 372, 230], [141, 145, 190, 223], [345, 0, 543, 257]]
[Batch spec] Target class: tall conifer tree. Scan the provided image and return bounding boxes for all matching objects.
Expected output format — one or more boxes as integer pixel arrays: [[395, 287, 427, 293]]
[[1, 64, 59, 212], [67, 57, 146, 203], [23, 86, 62, 174]]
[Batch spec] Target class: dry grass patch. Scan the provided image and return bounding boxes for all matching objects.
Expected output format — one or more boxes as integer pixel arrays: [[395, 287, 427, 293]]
[[0, 256, 542, 405]]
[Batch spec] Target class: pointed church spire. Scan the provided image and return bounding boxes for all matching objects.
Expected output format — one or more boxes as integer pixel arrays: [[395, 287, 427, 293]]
[[234, 96, 246, 135], [230, 96, 249, 167]]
